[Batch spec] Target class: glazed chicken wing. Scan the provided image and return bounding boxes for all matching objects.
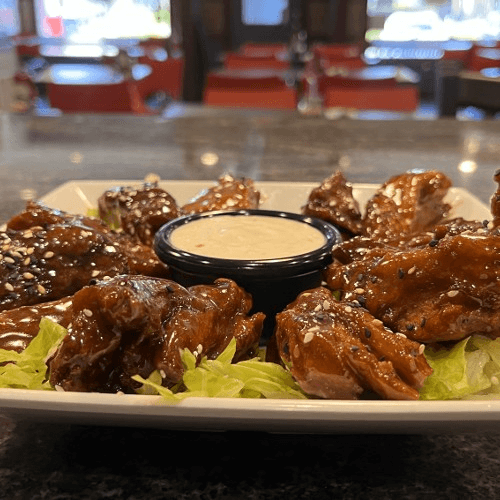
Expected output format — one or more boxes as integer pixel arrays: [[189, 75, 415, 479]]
[[97, 182, 181, 246], [181, 174, 260, 214], [272, 287, 432, 400], [0, 202, 169, 312], [326, 225, 500, 343], [302, 171, 364, 237], [48, 276, 264, 393], [0, 296, 73, 352], [363, 170, 452, 242]]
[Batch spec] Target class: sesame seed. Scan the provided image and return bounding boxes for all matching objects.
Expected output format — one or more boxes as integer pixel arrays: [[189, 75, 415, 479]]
[[323, 300, 330, 310], [354, 288, 365, 294], [345, 306, 352, 313], [83, 309, 93, 317], [23, 272, 34, 280], [4, 257, 15, 264], [418, 344, 425, 355], [447, 290, 459, 298], [91, 270, 100, 277], [43, 251, 54, 259], [159, 370, 166, 379], [314, 304, 322, 312], [37, 284, 46, 294], [408, 266, 416, 275], [4, 283, 14, 291], [104, 245, 116, 253], [303, 331, 314, 343]]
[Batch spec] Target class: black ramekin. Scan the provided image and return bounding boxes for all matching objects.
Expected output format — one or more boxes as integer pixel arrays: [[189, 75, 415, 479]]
[[153, 209, 341, 343]]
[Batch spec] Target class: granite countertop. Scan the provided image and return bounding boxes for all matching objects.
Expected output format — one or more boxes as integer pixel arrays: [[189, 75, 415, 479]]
[[0, 107, 500, 499]]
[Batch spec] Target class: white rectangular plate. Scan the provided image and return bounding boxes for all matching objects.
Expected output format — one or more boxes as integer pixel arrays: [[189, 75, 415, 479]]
[[0, 180, 495, 434]]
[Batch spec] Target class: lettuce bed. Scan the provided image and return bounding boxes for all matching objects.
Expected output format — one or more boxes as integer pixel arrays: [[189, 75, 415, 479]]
[[2, 318, 500, 401]]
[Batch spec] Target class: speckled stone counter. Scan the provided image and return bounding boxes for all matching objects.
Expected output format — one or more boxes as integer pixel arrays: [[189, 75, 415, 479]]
[[0, 106, 499, 499]]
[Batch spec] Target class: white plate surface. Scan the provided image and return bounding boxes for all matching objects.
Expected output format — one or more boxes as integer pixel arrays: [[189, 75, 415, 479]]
[[0, 180, 496, 434]]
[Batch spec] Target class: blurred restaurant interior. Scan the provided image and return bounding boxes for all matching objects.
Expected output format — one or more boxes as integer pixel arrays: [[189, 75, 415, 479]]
[[0, 0, 499, 119], [2, 3, 500, 499]]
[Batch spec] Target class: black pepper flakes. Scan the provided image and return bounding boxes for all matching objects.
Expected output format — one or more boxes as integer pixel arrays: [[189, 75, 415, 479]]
[[406, 324, 415, 331], [364, 327, 372, 339], [420, 317, 427, 328], [429, 239, 439, 247], [398, 268, 405, 279]]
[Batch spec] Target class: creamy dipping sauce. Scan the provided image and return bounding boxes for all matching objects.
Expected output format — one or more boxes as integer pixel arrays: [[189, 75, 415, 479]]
[[170, 215, 327, 260]]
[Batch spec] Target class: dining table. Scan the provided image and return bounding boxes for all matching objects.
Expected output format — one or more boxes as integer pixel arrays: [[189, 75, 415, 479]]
[[0, 104, 500, 498]]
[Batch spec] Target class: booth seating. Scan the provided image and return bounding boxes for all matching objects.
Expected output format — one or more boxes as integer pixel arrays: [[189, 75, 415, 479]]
[[322, 85, 419, 112], [240, 42, 289, 58], [467, 48, 500, 72], [203, 68, 297, 110], [46, 80, 152, 114], [135, 56, 184, 101], [301, 65, 420, 113], [204, 87, 297, 109], [223, 53, 290, 70], [312, 42, 363, 60], [312, 42, 366, 70]]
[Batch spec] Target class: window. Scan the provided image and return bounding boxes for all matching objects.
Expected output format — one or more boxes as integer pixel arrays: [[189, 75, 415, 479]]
[[0, 0, 20, 37], [241, 0, 289, 26], [34, 0, 171, 42], [366, 0, 500, 42]]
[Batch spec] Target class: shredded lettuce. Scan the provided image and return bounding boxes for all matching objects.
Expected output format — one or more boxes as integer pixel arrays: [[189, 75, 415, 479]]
[[6, 318, 500, 403], [0, 317, 67, 390], [420, 335, 500, 400], [133, 338, 308, 402]]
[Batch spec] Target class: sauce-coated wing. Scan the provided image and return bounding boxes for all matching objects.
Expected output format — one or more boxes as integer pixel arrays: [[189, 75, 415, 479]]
[[182, 174, 260, 214], [273, 287, 431, 400], [326, 227, 500, 343], [302, 171, 363, 236], [0, 297, 73, 352], [48, 276, 264, 393], [363, 170, 452, 242], [98, 183, 181, 246], [0, 202, 169, 311]]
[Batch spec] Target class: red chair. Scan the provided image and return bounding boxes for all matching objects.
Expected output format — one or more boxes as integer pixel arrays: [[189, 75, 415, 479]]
[[318, 56, 367, 71], [240, 42, 289, 58], [312, 43, 363, 60], [139, 38, 168, 48], [323, 85, 419, 112], [46, 81, 152, 114], [223, 53, 290, 70], [442, 47, 472, 67], [203, 87, 297, 110], [135, 56, 184, 100], [467, 48, 500, 72], [205, 72, 288, 91]]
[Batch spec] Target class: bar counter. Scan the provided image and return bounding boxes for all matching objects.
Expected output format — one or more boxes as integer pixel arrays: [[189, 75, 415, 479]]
[[0, 106, 499, 499]]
